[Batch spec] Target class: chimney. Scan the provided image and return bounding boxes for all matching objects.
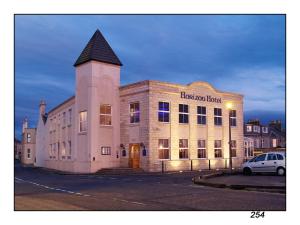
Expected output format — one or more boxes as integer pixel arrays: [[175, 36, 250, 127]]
[[39, 100, 46, 115], [22, 117, 28, 133]]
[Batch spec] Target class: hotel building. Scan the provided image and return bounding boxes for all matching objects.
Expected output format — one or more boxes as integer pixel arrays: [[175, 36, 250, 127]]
[[33, 29, 244, 173]]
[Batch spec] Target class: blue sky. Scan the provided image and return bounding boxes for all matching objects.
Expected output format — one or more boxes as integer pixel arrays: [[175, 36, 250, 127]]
[[15, 15, 285, 138]]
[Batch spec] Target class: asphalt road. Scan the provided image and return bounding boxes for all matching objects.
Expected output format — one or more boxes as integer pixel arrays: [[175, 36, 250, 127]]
[[14, 162, 286, 211]]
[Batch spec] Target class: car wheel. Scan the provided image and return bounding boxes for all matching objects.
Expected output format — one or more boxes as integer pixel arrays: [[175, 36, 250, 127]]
[[277, 167, 285, 176], [243, 167, 252, 175]]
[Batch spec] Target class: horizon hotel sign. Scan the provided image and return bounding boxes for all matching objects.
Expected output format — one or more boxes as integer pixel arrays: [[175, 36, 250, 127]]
[[180, 91, 222, 103]]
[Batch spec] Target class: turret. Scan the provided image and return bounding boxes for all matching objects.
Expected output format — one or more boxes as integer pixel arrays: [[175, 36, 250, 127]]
[[22, 117, 28, 133], [39, 100, 46, 115]]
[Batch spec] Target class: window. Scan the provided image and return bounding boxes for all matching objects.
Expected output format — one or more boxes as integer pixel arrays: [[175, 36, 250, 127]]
[[100, 104, 112, 125], [229, 110, 237, 126], [68, 141, 72, 159], [158, 139, 169, 159], [62, 112, 66, 126], [267, 153, 277, 161], [197, 140, 206, 158], [246, 125, 252, 132], [68, 109, 72, 125], [262, 127, 268, 133], [197, 106, 206, 125], [255, 154, 266, 162], [272, 139, 277, 148], [62, 142, 66, 159], [214, 140, 222, 158], [179, 104, 189, 124], [214, 108, 222, 126], [27, 133, 31, 143], [101, 146, 111, 155], [79, 111, 87, 132], [27, 149, 31, 159], [231, 140, 237, 157], [253, 125, 260, 133], [179, 139, 189, 159], [276, 154, 284, 160], [130, 102, 140, 123], [158, 102, 170, 122]]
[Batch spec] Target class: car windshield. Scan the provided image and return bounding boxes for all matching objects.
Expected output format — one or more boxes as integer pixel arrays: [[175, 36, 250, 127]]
[[248, 157, 256, 162]]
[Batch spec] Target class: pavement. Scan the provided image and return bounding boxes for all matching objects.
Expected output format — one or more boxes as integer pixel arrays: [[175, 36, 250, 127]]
[[14, 162, 286, 211]]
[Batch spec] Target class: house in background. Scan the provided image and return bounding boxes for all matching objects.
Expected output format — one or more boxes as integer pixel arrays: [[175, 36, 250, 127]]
[[244, 119, 286, 155], [21, 118, 37, 165], [14, 138, 22, 160]]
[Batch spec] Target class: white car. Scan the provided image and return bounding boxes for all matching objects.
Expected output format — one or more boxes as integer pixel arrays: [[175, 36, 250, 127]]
[[242, 152, 286, 176]]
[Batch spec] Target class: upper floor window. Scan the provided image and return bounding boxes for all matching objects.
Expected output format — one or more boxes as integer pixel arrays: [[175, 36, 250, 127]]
[[197, 106, 206, 125], [79, 111, 87, 132], [253, 125, 260, 133], [229, 110, 237, 126], [68, 109, 72, 125], [62, 112, 66, 126], [179, 104, 189, 124], [27, 133, 31, 143], [179, 139, 189, 159], [262, 127, 268, 133], [130, 102, 140, 123], [214, 140, 222, 158], [214, 108, 222, 126], [158, 102, 170, 122], [197, 140, 206, 158], [100, 104, 112, 126], [158, 139, 169, 159], [246, 125, 252, 132]]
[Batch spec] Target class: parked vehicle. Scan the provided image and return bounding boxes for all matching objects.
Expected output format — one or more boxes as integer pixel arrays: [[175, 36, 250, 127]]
[[242, 152, 286, 176]]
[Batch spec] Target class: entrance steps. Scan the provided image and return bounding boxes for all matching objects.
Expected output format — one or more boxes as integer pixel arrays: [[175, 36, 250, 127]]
[[96, 167, 145, 175]]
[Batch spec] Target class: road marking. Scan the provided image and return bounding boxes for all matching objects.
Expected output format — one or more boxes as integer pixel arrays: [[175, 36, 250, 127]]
[[113, 198, 147, 206], [14, 177, 91, 197]]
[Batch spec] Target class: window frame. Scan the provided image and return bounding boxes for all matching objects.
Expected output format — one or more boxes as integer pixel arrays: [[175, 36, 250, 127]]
[[214, 140, 222, 158], [197, 139, 207, 159], [179, 104, 189, 124], [27, 148, 31, 159], [100, 104, 112, 126], [231, 140, 237, 157], [129, 102, 140, 124], [229, 110, 237, 127], [79, 110, 87, 133], [101, 146, 111, 155], [197, 106, 206, 125], [179, 139, 189, 159], [158, 139, 170, 160], [214, 108, 222, 126], [158, 101, 170, 123], [27, 133, 31, 143]]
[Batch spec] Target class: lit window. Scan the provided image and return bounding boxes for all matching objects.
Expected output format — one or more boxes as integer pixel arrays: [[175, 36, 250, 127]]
[[253, 126, 260, 133], [101, 146, 111, 155], [27, 133, 31, 143], [79, 111, 87, 132], [272, 139, 277, 148], [229, 110, 237, 126], [130, 102, 140, 123], [246, 125, 252, 132], [158, 139, 169, 159], [62, 142, 66, 159], [158, 102, 170, 122], [27, 149, 31, 159], [231, 140, 237, 157], [197, 140, 206, 158], [214, 140, 222, 158], [197, 106, 206, 125], [179, 139, 189, 159], [214, 108, 222, 126], [179, 104, 189, 124], [100, 104, 112, 125]]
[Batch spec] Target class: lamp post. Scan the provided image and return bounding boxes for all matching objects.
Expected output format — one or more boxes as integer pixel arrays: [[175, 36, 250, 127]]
[[226, 102, 233, 173]]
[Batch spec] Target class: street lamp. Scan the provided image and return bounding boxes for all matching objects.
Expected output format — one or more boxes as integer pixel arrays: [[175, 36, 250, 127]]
[[226, 102, 233, 173]]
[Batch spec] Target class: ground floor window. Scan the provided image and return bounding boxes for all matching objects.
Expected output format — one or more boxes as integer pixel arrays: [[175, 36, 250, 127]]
[[231, 140, 237, 157], [101, 146, 111, 155], [197, 140, 206, 158], [179, 139, 189, 159], [214, 140, 222, 158], [158, 139, 169, 159], [27, 149, 31, 159]]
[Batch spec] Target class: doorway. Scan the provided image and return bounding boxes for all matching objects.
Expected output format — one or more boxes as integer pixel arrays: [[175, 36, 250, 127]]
[[129, 144, 140, 168]]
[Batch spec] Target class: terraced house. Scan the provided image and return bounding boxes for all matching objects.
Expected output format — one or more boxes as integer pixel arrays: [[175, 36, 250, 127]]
[[31, 29, 244, 173]]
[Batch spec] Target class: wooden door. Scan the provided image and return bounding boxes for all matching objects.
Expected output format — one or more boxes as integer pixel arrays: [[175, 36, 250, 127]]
[[129, 144, 140, 168]]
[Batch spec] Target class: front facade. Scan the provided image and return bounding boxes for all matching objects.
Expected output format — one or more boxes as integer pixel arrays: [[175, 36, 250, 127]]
[[21, 118, 37, 165], [34, 29, 244, 173]]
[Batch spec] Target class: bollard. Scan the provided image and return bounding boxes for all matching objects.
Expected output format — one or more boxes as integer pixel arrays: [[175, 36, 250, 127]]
[[162, 160, 164, 173], [208, 159, 211, 170], [190, 160, 193, 171]]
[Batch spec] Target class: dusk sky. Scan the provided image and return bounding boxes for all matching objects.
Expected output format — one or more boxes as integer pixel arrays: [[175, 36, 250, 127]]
[[15, 15, 285, 138]]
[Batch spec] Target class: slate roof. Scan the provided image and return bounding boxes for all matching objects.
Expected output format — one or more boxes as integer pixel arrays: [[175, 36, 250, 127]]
[[74, 29, 122, 67]]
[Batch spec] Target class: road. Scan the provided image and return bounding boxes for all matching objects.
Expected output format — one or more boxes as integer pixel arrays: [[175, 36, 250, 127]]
[[14, 162, 286, 211]]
